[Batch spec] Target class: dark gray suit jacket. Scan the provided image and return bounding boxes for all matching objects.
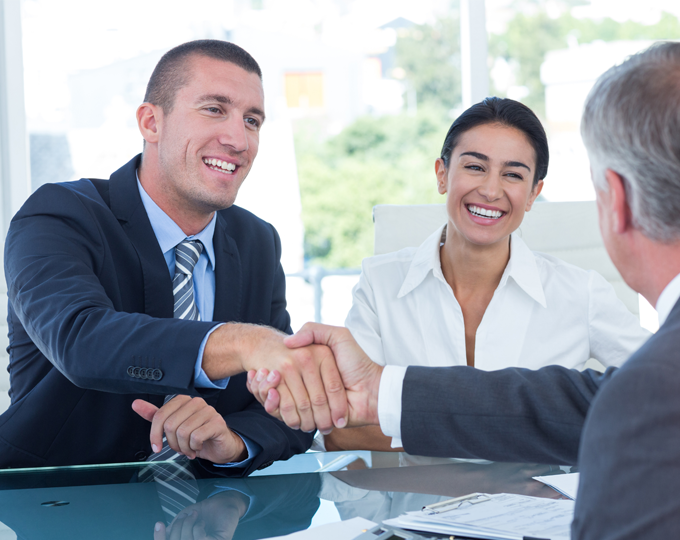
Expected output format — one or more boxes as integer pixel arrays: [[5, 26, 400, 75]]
[[400, 300, 680, 539]]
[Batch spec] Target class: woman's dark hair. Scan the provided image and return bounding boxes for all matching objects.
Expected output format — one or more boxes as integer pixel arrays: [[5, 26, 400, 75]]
[[440, 97, 549, 186]]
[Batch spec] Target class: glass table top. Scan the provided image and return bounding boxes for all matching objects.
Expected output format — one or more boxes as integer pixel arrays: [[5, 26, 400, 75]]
[[0, 452, 570, 540]]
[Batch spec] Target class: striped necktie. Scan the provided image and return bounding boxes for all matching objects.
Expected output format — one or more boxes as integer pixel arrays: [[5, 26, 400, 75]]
[[154, 238, 204, 455], [143, 239, 205, 523]]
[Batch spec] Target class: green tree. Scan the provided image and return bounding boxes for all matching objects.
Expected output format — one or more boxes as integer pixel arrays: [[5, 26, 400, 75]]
[[394, 15, 462, 112], [297, 108, 449, 267], [489, 9, 680, 116]]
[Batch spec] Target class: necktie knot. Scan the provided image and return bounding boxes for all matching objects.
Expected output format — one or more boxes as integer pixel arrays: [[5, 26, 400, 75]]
[[174, 239, 203, 276]]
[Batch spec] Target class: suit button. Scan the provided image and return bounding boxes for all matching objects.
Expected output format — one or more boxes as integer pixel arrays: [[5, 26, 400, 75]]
[[127, 366, 135, 377], [140, 368, 150, 380], [132, 367, 141, 378], [152, 369, 163, 381], [134, 451, 147, 461]]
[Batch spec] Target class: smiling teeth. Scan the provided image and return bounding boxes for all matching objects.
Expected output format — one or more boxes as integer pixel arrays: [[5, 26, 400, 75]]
[[467, 205, 503, 219], [203, 158, 236, 173]]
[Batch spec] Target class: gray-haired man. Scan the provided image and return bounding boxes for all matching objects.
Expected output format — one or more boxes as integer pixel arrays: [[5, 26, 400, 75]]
[[250, 41, 680, 539]]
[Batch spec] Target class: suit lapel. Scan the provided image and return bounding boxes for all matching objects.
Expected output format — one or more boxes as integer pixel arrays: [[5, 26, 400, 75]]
[[213, 213, 243, 323], [108, 155, 174, 319]]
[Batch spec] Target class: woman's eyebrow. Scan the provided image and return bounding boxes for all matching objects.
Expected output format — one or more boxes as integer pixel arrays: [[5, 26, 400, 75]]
[[504, 160, 531, 171], [459, 151, 531, 172], [460, 151, 488, 161]]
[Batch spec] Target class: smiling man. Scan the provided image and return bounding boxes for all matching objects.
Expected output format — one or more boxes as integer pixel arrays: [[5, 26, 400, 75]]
[[0, 40, 346, 474]]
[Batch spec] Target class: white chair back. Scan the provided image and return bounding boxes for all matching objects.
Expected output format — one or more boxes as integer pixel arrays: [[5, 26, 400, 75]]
[[373, 201, 639, 316]]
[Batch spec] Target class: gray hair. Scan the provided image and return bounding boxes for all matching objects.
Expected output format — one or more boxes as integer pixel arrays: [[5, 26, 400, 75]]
[[581, 41, 680, 242]]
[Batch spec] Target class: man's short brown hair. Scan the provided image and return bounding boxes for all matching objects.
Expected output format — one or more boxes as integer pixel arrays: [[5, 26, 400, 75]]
[[144, 39, 262, 114]]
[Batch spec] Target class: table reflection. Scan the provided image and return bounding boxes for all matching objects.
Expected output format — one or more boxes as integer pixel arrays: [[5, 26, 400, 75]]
[[0, 453, 570, 540]]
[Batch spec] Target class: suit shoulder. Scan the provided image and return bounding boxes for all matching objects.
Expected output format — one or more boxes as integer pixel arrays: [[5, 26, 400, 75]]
[[14, 178, 109, 221]]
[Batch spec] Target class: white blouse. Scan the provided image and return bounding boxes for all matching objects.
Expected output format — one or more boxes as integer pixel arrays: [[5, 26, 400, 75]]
[[346, 224, 651, 373]]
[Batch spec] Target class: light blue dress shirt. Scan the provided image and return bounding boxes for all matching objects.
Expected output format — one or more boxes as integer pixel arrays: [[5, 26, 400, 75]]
[[137, 177, 261, 467]]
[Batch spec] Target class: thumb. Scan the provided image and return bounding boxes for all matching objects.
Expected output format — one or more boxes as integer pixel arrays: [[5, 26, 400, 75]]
[[132, 399, 159, 423], [283, 322, 336, 349]]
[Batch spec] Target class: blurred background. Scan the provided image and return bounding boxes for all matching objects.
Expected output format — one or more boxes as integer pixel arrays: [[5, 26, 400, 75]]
[[1, 0, 679, 413]]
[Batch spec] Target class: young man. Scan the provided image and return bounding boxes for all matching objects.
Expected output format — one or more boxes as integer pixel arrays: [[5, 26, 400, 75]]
[[2, 40, 345, 474]]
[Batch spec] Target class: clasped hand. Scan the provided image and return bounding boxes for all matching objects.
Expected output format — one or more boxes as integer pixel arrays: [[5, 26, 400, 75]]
[[132, 395, 247, 464], [246, 323, 384, 431]]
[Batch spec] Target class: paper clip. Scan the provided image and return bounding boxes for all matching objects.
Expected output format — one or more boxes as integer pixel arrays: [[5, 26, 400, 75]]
[[422, 493, 491, 515]]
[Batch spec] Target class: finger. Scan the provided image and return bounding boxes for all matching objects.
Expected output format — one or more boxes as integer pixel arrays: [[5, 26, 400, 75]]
[[132, 399, 160, 423], [246, 369, 257, 395], [279, 361, 317, 433], [252, 369, 281, 406], [189, 416, 234, 462], [159, 396, 197, 456], [149, 396, 189, 454], [175, 510, 199, 540], [283, 324, 317, 349], [264, 387, 282, 416], [165, 398, 210, 458], [319, 354, 348, 430], [175, 406, 222, 458], [284, 322, 336, 349], [298, 350, 336, 433], [276, 383, 302, 430], [254, 368, 270, 404], [154, 521, 167, 540]]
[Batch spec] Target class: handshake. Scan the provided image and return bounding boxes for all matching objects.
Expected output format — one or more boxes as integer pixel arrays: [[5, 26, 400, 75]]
[[244, 323, 384, 434], [132, 322, 386, 465]]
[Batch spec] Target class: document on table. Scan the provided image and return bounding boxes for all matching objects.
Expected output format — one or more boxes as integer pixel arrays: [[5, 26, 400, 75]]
[[533, 472, 580, 500], [383, 492, 574, 540]]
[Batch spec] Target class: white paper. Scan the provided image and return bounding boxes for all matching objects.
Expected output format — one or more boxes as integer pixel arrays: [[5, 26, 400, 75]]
[[260, 516, 377, 540], [533, 472, 580, 500], [384, 492, 573, 540]]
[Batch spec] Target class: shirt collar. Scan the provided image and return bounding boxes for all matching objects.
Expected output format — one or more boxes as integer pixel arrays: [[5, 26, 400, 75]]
[[655, 272, 680, 326], [398, 226, 546, 308], [502, 233, 547, 308], [136, 173, 217, 270], [398, 224, 447, 298]]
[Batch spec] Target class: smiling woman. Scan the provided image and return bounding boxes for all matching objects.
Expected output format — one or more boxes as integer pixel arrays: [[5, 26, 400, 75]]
[[325, 97, 652, 455]]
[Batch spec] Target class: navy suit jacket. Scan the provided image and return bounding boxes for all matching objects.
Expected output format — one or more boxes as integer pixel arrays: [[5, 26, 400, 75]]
[[1, 154, 312, 473], [400, 300, 680, 539]]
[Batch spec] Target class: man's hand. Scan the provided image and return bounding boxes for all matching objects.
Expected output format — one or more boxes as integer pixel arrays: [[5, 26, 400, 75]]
[[132, 396, 247, 464], [202, 324, 348, 434], [246, 323, 384, 429], [153, 489, 249, 540]]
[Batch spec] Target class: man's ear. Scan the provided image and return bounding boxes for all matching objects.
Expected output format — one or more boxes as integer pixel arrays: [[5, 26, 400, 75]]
[[604, 169, 633, 234], [137, 103, 161, 144], [435, 158, 448, 195]]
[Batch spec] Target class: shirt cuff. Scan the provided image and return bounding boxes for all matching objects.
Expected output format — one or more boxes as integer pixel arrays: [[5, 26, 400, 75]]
[[194, 324, 229, 389], [213, 432, 262, 469], [378, 365, 407, 447]]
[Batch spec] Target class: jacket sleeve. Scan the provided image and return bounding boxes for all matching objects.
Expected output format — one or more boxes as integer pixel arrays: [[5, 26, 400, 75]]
[[5, 182, 217, 395], [401, 364, 612, 465]]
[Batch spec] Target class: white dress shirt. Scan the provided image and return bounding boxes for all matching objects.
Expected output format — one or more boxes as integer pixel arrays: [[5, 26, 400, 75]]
[[350, 224, 651, 444]]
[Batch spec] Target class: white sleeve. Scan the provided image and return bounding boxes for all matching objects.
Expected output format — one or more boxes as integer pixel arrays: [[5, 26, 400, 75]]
[[588, 270, 652, 367], [344, 261, 386, 366], [378, 365, 407, 446]]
